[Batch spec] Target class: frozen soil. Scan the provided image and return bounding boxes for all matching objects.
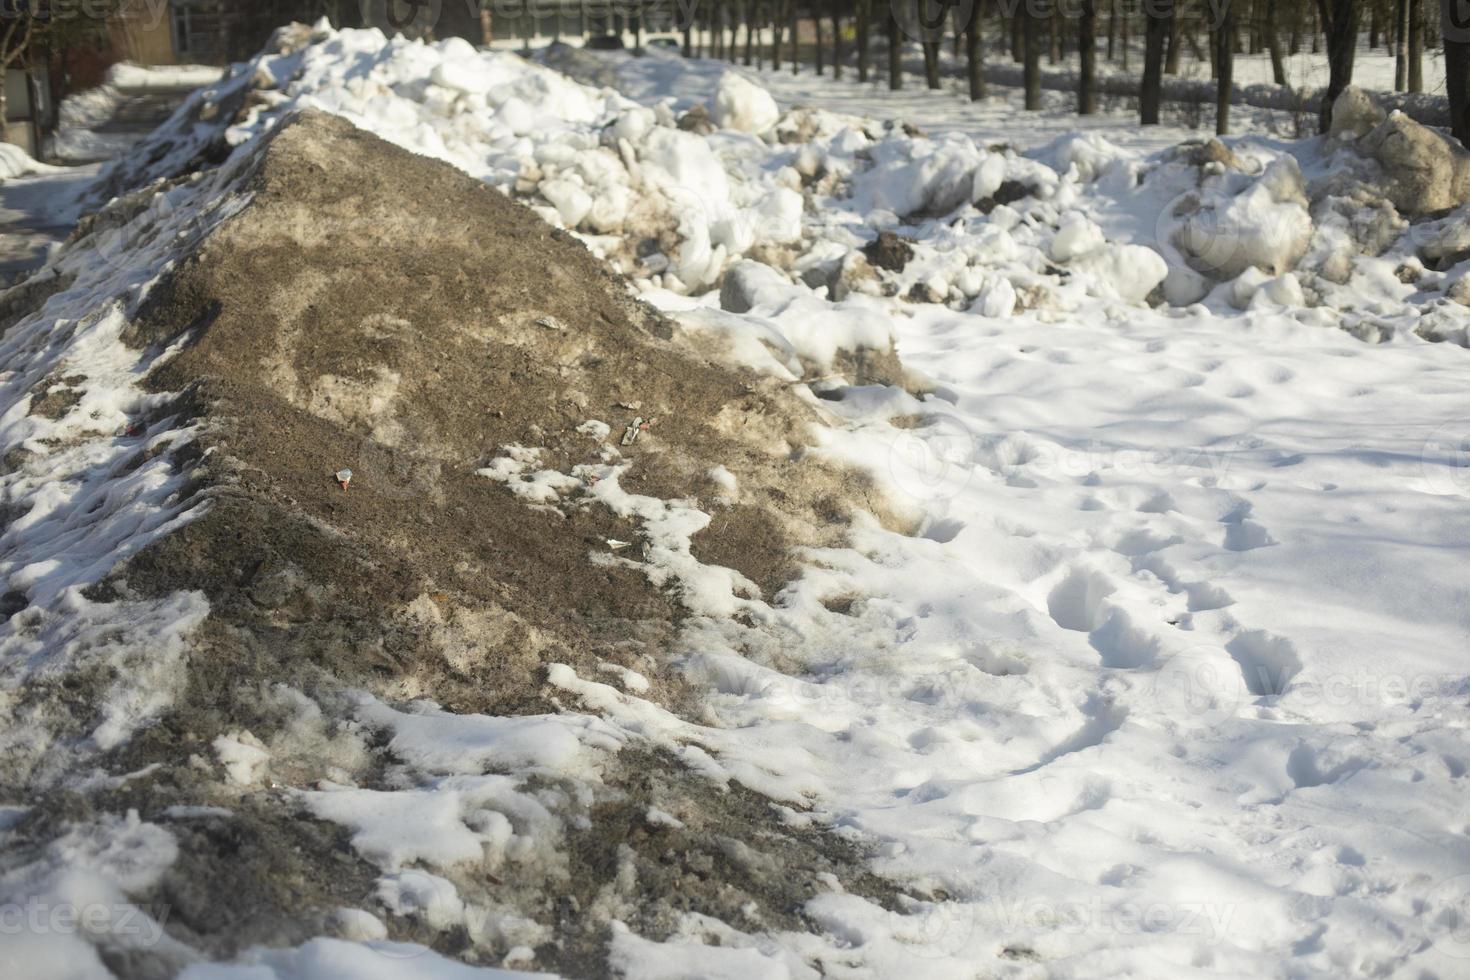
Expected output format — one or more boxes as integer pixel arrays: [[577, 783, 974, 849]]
[[3, 110, 900, 976]]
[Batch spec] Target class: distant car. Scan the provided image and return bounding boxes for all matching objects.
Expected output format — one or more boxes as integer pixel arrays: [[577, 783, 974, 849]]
[[585, 35, 626, 51], [645, 37, 680, 51]]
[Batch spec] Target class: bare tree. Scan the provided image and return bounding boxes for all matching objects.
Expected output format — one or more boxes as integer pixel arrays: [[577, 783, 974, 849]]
[[1397, 0, 1410, 87], [1265, 0, 1286, 84], [888, 0, 902, 89], [746, 0, 758, 65], [1446, 0, 1470, 146], [831, 0, 843, 79], [790, 0, 799, 72], [923, 39, 941, 88], [857, 0, 872, 80], [1023, 3, 1041, 109], [1216, 0, 1234, 133], [2, 1, 117, 145], [816, 3, 825, 73], [1409, 0, 1424, 91], [966, 0, 986, 101], [1141, 0, 1173, 124], [1317, 0, 1360, 132], [1079, 0, 1097, 114]]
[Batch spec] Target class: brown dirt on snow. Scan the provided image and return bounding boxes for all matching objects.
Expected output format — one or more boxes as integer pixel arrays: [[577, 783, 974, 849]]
[[53, 110, 904, 974]]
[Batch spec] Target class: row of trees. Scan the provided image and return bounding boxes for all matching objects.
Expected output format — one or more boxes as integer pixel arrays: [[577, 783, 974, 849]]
[[632, 0, 1465, 140]]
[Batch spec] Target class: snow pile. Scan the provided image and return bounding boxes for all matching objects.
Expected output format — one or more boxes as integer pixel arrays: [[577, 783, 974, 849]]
[[0, 142, 58, 179]]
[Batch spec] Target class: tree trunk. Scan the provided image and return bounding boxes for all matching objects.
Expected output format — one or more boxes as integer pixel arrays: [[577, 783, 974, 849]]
[[816, 7, 825, 73], [1079, 0, 1097, 114], [1217, 0, 1234, 134], [1409, 0, 1424, 91], [791, 1, 800, 73], [857, 0, 871, 80], [1397, 0, 1410, 88], [1049, 10, 1060, 63], [1108, 4, 1117, 60], [1024, 6, 1041, 109], [1011, 10, 1023, 61], [684, 1, 694, 57], [1165, 9, 1182, 73], [748, 0, 760, 67], [1266, 0, 1286, 84], [1445, 0, 1470, 147], [773, 0, 784, 65], [967, 0, 986, 100], [1122, 7, 1130, 71], [1318, 0, 1361, 132], [887, 1, 902, 89], [832, 0, 843, 78], [1141, 1, 1172, 124], [923, 41, 941, 88]]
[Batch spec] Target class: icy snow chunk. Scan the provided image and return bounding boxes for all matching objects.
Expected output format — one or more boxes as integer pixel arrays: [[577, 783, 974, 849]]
[[1035, 131, 1131, 183], [707, 465, 739, 494], [970, 276, 1016, 318], [1329, 86, 1387, 140], [971, 154, 1007, 201], [752, 187, 804, 245], [1050, 212, 1107, 262], [537, 177, 591, 229], [1176, 156, 1312, 280], [711, 72, 779, 134], [430, 53, 494, 96], [377, 870, 466, 931], [720, 260, 794, 314], [332, 907, 387, 942], [304, 774, 554, 871], [854, 136, 993, 217], [213, 731, 270, 786], [1070, 244, 1168, 304], [613, 106, 656, 143], [352, 693, 618, 776], [1357, 110, 1470, 215]]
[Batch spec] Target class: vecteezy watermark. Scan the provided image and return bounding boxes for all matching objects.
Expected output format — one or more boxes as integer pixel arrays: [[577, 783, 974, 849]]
[[1424, 874, 1470, 959], [1443, 0, 1470, 44], [361, 0, 446, 35], [0, 899, 171, 946], [887, 414, 975, 503], [894, 898, 975, 958], [992, 894, 1238, 944], [1422, 419, 1470, 497], [2, 0, 171, 29], [1149, 645, 1248, 728]]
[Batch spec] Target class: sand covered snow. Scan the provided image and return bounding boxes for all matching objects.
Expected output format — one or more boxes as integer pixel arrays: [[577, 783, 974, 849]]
[[2, 20, 1469, 980]]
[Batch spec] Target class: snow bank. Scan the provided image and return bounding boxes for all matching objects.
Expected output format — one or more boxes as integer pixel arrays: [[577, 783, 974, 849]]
[[0, 142, 59, 179]]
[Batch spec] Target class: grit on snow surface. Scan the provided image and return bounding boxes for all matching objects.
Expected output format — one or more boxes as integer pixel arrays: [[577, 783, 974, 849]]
[[0, 20, 1468, 980]]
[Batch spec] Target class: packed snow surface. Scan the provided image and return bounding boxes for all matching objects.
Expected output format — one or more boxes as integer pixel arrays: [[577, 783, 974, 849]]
[[9, 22, 1470, 980]]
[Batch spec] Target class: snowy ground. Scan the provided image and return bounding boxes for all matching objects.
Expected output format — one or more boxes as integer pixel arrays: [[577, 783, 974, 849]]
[[4, 23, 1470, 980], [46, 62, 225, 165], [0, 161, 98, 284]]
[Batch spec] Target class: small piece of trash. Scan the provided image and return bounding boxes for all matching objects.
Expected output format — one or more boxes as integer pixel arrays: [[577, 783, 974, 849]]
[[335, 468, 353, 491], [534, 315, 564, 331], [121, 422, 143, 438], [606, 539, 632, 550], [621, 416, 645, 446]]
